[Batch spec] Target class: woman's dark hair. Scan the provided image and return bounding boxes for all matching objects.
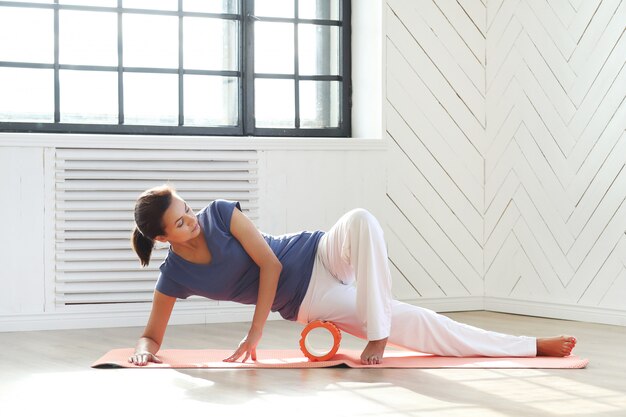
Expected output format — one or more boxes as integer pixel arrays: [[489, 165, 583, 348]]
[[131, 184, 174, 267]]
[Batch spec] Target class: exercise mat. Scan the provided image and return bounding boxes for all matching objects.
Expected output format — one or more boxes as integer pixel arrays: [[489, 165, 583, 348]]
[[92, 348, 589, 369]]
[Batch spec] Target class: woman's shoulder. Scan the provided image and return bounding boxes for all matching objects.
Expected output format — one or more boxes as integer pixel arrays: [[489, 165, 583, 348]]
[[207, 199, 241, 232], [209, 199, 241, 210], [155, 257, 193, 299]]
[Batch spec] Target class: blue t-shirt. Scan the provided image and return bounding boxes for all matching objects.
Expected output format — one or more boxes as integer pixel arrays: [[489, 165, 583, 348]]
[[155, 199, 325, 321]]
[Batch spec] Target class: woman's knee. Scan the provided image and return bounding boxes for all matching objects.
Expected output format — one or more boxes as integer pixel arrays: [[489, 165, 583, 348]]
[[348, 208, 382, 231], [350, 208, 379, 225]]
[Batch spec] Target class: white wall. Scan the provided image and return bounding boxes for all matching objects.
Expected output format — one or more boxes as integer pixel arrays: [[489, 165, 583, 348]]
[[384, 0, 626, 326], [0, 140, 388, 331], [260, 149, 387, 234], [0, 148, 46, 315], [2, 0, 625, 330], [0, 1, 389, 331], [484, 0, 626, 324], [385, 0, 486, 311]]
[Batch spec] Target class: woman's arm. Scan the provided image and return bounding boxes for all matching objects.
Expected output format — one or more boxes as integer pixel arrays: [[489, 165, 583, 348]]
[[128, 289, 176, 366], [223, 207, 282, 363]]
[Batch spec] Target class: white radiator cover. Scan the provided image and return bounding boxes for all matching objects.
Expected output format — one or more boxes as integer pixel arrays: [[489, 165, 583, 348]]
[[54, 148, 259, 309]]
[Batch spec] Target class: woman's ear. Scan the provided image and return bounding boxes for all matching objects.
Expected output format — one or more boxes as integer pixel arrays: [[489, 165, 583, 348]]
[[154, 235, 168, 243]]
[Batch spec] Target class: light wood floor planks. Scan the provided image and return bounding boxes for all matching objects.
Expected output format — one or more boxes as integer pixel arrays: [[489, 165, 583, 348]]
[[1, 311, 625, 417]]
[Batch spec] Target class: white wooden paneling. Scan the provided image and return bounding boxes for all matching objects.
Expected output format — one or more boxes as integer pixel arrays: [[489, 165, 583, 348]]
[[0, 148, 45, 314], [385, 0, 487, 300], [486, 0, 626, 312], [387, 0, 626, 322], [259, 149, 387, 234], [2, 0, 625, 329], [387, 0, 486, 130]]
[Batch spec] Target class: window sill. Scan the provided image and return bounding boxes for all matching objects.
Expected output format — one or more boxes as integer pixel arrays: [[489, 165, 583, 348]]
[[0, 132, 388, 151]]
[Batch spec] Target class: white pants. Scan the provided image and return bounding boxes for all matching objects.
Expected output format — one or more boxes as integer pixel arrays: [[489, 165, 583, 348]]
[[296, 208, 537, 357]]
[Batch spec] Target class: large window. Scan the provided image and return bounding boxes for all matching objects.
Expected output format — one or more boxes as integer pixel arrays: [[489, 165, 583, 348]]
[[0, 0, 351, 136]]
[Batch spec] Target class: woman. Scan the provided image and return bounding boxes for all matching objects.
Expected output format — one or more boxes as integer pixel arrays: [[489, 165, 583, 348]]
[[129, 185, 576, 366]]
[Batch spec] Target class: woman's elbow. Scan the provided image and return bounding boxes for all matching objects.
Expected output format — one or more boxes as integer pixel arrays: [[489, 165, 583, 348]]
[[264, 260, 283, 273]]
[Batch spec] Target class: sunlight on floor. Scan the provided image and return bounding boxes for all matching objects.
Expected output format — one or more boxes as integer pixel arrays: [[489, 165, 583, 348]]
[[424, 369, 626, 415], [326, 382, 510, 417], [0, 370, 215, 415], [3, 367, 622, 417], [0, 369, 514, 417]]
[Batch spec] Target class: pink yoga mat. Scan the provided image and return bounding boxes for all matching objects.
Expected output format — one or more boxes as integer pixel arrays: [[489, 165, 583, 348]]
[[92, 348, 589, 369]]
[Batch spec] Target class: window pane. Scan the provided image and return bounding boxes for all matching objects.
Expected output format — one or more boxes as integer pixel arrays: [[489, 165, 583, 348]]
[[183, 0, 238, 13], [123, 0, 177, 11], [300, 80, 339, 128], [124, 73, 178, 125], [298, 24, 339, 75], [254, 22, 293, 74], [183, 18, 237, 71], [299, 0, 340, 20], [60, 70, 118, 124], [184, 75, 237, 127], [255, 79, 294, 128], [60, 10, 117, 66], [255, 0, 294, 18], [59, 0, 117, 6], [123, 14, 178, 68], [0, 68, 53, 122], [0, 7, 53, 64]]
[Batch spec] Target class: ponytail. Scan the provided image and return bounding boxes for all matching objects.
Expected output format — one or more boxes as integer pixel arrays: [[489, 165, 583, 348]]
[[131, 184, 174, 267], [132, 226, 155, 267]]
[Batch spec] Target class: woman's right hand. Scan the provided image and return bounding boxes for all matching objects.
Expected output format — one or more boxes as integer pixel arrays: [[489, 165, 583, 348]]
[[128, 351, 163, 366]]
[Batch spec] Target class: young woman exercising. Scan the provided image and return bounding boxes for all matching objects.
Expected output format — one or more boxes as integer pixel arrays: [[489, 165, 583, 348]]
[[129, 185, 576, 366]]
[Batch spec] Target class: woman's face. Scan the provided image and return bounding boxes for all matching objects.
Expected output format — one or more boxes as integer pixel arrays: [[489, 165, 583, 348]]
[[155, 194, 201, 243]]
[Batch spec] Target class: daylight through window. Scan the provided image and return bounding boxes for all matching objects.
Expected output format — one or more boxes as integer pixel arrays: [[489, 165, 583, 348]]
[[0, 0, 351, 136]]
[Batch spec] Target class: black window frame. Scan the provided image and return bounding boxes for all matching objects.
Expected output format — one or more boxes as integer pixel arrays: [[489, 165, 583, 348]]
[[0, 0, 351, 137]]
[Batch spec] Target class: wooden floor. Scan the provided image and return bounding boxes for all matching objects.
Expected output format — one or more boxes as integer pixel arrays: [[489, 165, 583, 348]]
[[1, 311, 625, 417]]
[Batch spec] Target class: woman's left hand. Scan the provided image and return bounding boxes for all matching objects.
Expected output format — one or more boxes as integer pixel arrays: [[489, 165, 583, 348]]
[[224, 327, 263, 363]]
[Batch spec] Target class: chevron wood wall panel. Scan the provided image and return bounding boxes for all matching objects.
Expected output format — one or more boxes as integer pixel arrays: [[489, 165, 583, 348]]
[[385, 0, 487, 301], [384, 0, 626, 321], [485, 0, 626, 312]]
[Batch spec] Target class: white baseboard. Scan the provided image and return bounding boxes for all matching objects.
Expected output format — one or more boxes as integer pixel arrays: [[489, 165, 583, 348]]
[[484, 297, 626, 327], [2, 296, 625, 331], [401, 296, 485, 312], [0, 304, 281, 332], [392, 296, 626, 327]]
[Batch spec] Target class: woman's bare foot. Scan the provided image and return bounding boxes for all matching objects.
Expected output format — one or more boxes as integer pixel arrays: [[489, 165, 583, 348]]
[[536, 336, 577, 357], [361, 337, 388, 365]]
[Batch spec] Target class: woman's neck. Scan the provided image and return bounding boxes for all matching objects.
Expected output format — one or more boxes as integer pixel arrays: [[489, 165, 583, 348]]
[[171, 232, 205, 254]]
